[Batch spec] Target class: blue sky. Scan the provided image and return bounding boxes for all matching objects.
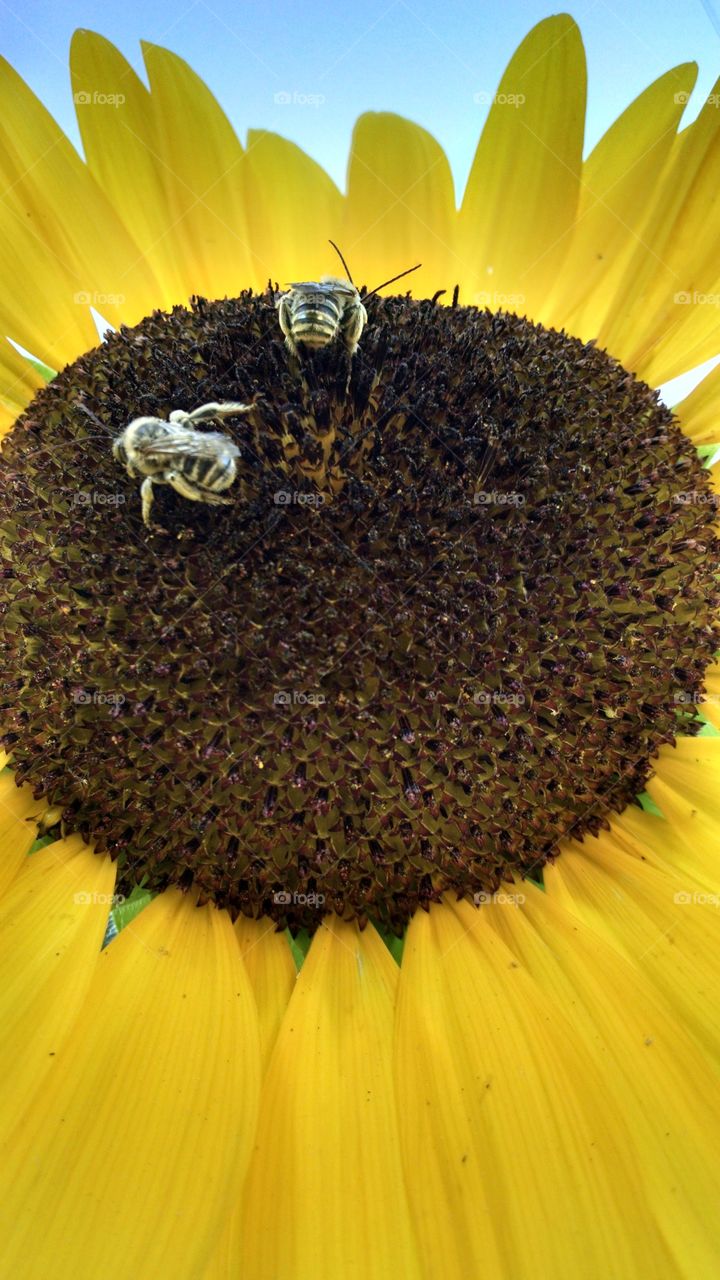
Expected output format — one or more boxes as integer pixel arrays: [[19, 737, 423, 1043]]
[[3, 0, 720, 198]]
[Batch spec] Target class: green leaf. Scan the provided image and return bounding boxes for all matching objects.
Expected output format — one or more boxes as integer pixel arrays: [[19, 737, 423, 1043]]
[[111, 884, 154, 933], [637, 790, 663, 818], [287, 927, 311, 971], [380, 929, 405, 965], [28, 833, 55, 855], [6, 338, 57, 383], [25, 355, 57, 383], [697, 443, 720, 469]]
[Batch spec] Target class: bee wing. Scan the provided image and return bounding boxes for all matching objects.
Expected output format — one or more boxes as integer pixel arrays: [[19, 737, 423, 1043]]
[[144, 430, 240, 459], [287, 280, 356, 295], [287, 281, 327, 292]]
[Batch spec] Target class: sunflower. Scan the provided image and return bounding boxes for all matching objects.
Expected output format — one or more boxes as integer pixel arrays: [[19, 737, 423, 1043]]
[[1, 11, 720, 1279]]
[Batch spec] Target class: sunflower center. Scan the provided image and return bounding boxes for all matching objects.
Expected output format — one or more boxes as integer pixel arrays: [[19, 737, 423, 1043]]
[[1, 292, 717, 930]]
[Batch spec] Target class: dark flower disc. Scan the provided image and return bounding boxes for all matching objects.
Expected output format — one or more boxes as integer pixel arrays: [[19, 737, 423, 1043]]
[[0, 291, 718, 931]]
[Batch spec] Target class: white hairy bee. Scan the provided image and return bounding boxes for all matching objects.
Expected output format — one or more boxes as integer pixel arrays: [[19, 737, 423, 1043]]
[[276, 241, 421, 358], [112, 401, 254, 526]]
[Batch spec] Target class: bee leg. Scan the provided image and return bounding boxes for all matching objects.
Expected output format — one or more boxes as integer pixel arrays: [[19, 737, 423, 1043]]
[[197, 489, 234, 505], [168, 409, 191, 425], [185, 402, 255, 424], [166, 471, 233, 508], [140, 476, 156, 527], [342, 302, 367, 358], [277, 296, 300, 359]]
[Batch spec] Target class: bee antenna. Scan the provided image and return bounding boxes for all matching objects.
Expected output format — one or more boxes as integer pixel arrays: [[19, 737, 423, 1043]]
[[363, 263, 422, 302], [328, 239, 355, 286]]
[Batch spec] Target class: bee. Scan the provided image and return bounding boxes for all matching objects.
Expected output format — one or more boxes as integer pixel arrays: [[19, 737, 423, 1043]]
[[276, 241, 421, 358], [112, 401, 254, 527]]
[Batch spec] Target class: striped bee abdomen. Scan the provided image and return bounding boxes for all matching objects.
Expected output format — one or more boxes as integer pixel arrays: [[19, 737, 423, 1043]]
[[189, 451, 236, 492], [289, 292, 343, 348]]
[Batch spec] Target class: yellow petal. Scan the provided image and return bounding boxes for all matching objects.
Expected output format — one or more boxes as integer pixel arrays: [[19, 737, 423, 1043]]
[[70, 30, 188, 308], [241, 130, 343, 287], [648, 735, 720, 815], [612, 801, 720, 892], [237, 918, 422, 1279], [637, 736, 720, 888], [487, 884, 720, 1275], [394, 904, 504, 1279], [545, 831, 720, 1064], [598, 78, 720, 383], [395, 899, 676, 1278], [0, 890, 261, 1280], [459, 15, 586, 318], [543, 64, 696, 334], [141, 41, 255, 297], [0, 767, 45, 896], [0, 190, 95, 373], [342, 112, 456, 297], [0, 341, 44, 437], [0, 836, 114, 1135], [0, 53, 160, 349], [234, 916, 296, 1069], [204, 921, 296, 1279], [674, 361, 720, 444], [72, 33, 256, 305]]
